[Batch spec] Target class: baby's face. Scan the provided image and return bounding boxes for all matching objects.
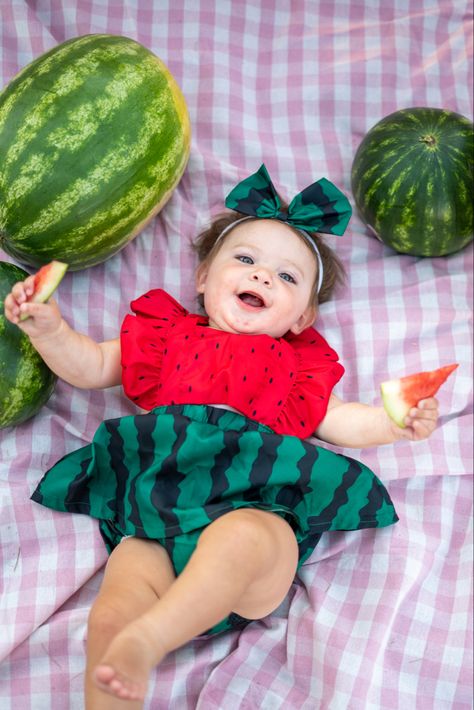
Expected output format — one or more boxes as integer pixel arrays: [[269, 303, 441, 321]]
[[196, 219, 317, 338]]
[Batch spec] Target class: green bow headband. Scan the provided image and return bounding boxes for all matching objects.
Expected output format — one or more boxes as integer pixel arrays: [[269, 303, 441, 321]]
[[225, 163, 352, 236]]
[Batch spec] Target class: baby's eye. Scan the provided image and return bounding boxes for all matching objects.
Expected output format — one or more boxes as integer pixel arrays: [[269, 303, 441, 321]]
[[237, 255, 254, 264], [279, 272, 296, 284]]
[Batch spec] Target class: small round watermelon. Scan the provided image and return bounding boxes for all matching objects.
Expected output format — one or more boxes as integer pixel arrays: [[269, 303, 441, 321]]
[[0, 34, 191, 270], [0, 261, 56, 428], [351, 107, 474, 256]]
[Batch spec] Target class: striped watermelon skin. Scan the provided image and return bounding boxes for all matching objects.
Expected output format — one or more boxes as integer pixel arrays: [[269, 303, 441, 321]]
[[351, 107, 473, 256], [0, 262, 56, 428], [0, 34, 191, 270]]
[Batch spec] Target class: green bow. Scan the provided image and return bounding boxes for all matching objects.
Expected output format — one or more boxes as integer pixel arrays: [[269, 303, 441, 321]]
[[225, 164, 352, 236]]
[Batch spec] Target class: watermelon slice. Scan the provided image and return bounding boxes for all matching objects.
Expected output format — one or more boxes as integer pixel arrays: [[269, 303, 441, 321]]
[[19, 260, 68, 321], [381, 363, 458, 428]]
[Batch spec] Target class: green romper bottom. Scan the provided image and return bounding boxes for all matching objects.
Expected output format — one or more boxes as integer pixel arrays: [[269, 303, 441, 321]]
[[31, 404, 398, 635]]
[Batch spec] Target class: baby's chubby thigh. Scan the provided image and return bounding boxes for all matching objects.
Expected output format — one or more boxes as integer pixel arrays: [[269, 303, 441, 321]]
[[195, 507, 299, 620]]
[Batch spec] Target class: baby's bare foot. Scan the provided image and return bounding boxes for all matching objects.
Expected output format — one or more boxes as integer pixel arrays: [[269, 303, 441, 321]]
[[93, 617, 167, 701]]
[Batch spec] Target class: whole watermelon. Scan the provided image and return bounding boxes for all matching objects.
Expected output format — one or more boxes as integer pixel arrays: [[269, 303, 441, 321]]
[[351, 107, 473, 256], [0, 34, 191, 270], [0, 262, 56, 428]]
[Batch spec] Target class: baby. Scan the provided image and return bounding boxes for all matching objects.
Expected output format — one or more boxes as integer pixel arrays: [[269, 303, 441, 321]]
[[5, 165, 439, 708]]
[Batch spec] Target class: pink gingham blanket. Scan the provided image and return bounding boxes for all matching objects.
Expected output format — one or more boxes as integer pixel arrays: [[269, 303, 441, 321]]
[[0, 2, 472, 708]]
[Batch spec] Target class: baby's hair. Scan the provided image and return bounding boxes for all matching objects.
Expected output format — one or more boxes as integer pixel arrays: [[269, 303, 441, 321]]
[[192, 203, 346, 307]]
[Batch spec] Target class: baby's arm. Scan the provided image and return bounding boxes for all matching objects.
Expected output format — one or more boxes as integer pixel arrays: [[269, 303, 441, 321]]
[[4, 275, 121, 389], [315, 394, 439, 447]]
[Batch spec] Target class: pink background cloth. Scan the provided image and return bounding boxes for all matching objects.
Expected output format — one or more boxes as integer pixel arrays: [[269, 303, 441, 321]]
[[0, 2, 472, 708]]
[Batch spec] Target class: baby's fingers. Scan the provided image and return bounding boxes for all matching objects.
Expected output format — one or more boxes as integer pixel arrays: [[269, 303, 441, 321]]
[[4, 277, 36, 323], [11, 275, 36, 303], [408, 397, 439, 420], [404, 398, 439, 439], [4, 291, 23, 322]]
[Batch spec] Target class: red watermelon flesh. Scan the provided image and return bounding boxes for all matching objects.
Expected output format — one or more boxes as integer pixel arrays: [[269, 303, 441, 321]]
[[381, 363, 458, 428], [19, 260, 68, 321]]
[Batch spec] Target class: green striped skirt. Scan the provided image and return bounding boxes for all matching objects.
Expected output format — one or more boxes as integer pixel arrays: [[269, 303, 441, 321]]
[[31, 404, 398, 634]]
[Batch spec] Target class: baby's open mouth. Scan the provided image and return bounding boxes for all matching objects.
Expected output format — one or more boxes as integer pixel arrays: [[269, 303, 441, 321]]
[[238, 292, 265, 308]]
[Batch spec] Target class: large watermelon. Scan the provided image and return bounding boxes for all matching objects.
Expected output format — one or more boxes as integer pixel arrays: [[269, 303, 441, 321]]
[[0, 34, 191, 270], [351, 107, 473, 256], [0, 262, 56, 428]]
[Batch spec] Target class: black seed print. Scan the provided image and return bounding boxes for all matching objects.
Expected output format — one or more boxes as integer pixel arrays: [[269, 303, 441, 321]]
[[216, 343, 220, 349], [185, 335, 189, 340], [188, 386, 192, 392], [307, 374, 313, 378], [300, 420, 305, 427], [299, 395, 305, 400], [138, 376, 145, 380], [290, 372, 294, 378], [225, 385, 229, 392], [243, 375, 247, 382], [164, 348, 168, 355], [269, 378, 273, 384], [277, 399, 282, 406], [253, 410, 257, 416], [176, 364, 180, 370], [194, 353, 199, 360], [278, 352, 282, 357], [251, 348, 255, 353], [265, 367, 268, 373], [271, 344, 275, 350], [249, 398, 253, 404], [122, 329, 129, 334], [133, 397, 140, 401]]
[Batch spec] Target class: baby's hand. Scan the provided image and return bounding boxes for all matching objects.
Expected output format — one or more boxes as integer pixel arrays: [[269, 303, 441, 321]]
[[391, 397, 439, 441], [4, 277, 62, 339]]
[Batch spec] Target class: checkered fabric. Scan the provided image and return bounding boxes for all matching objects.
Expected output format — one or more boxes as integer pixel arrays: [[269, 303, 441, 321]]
[[0, 2, 472, 708]]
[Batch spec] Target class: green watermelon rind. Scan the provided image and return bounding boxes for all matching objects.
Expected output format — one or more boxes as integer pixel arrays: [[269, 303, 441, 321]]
[[0, 262, 57, 428], [380, 379, 408, 429], [0, 34, 191, 270], [351, 107, 474, 257]]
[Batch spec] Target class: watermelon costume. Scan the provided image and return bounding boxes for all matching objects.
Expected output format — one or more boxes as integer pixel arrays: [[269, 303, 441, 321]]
[[31, 290, 398, 635]]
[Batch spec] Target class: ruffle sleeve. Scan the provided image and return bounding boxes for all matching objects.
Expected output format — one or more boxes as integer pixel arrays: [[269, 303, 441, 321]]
[[120, 289, 187, 409], [273, 328, 344, 437]]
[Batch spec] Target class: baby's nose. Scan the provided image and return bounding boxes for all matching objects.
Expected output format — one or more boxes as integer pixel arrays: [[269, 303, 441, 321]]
[[252, 271, 271, 286]]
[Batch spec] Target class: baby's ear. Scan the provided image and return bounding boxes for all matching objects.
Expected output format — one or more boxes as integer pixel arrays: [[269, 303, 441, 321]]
[[195, 263, 208, 294], [290, 304, 317, 335]]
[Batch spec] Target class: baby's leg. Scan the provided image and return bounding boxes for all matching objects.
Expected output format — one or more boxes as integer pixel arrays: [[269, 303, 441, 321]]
[[85, 537, 176, 709], [94, 509, 299, 702]]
